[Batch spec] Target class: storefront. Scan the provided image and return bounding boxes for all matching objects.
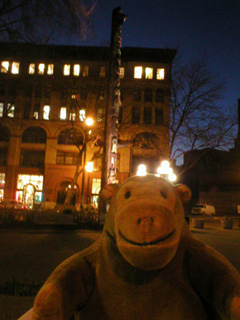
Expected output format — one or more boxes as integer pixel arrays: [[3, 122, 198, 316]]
[[91, 178, 101, 208], [16, 174, 43, 209]]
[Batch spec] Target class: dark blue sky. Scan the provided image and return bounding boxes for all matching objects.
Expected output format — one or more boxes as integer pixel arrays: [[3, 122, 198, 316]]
[[74, 0, 239, 113]]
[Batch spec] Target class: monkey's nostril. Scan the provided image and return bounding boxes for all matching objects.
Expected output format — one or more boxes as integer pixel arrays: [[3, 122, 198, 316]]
[[137, 217, 154, 225]]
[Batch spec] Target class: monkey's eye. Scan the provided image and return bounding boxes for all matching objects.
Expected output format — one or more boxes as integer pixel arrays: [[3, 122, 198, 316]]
[[125, 191, 131, 199], [161, 190, 167, 199]]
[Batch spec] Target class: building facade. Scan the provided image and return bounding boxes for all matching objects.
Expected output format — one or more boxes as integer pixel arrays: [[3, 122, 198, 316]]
[[180, 100, 240, 216], [0, 42, 176, 209]]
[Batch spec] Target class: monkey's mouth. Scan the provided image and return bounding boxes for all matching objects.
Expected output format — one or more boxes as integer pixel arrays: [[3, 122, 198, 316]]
[[118, 229, 176, 246]]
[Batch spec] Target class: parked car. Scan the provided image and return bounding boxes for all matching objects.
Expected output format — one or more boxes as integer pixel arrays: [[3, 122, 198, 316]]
[[191, 204, 215, 216], [0, 200, 25, 209]]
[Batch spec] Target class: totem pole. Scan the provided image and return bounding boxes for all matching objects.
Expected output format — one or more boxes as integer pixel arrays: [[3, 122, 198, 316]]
[[101, 7, 127, 191]]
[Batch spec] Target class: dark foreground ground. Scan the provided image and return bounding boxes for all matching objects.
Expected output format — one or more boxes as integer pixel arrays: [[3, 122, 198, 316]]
[[0, 218, 239, 319]]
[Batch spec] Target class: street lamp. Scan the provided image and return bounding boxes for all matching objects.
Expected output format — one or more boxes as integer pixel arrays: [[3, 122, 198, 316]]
[[157, 160, 177, 182], [137, 164, 147, 176], [81, 117, 93, 207]]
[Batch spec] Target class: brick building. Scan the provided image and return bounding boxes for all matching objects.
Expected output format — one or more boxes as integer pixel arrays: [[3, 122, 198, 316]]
[[0, 42, 176, 209], [180, 99, 240, 216]]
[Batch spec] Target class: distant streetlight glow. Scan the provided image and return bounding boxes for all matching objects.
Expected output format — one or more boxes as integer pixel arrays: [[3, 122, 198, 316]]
[[85, 162, 93, 173], [86, 117, 94, 126], [157, 160, 177, 182], [168, 173, 177, 182], [137, 164, 147, 176]]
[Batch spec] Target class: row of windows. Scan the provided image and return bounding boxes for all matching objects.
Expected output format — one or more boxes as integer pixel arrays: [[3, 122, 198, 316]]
[[0, 101, 89, 121], [132, 107, 164, 125], [0, 148, 82, 168], [0, 60, 165, 80], [2, 147, 160, 170], [134, 67, 165, 80], [0, 84, 165, 104], [0, 99, 164, 125]]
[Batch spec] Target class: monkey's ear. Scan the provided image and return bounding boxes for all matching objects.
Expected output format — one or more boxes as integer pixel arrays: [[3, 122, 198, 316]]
[[101, 184, 119, 203], [175, 184, 192, 204]]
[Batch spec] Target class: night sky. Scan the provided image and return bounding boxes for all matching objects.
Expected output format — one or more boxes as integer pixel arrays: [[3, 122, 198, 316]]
[[71, 0, 239, 117]]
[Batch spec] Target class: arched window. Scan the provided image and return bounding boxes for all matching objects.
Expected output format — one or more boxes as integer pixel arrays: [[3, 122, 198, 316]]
[[144, 107, 152, 124], [58, 129, 83, 146], [144, 88, 153, 102], [0, 126, 9, 142], [132, 107, 140, 124], [22, 127, 46, 143], [133, 87, 141, 102], [156, 88, 164, 103], [155, 108, 164, 124]]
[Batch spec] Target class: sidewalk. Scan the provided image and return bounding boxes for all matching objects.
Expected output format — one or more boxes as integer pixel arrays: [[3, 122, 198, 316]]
[[190, 216, 240, 230]]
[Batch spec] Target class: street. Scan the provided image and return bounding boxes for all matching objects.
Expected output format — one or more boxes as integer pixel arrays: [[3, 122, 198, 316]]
[[0, 220, 239, 319], [0, 221, 239, 284]]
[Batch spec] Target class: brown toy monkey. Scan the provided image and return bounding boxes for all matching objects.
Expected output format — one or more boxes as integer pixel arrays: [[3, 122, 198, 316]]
[[32, 175, 240, 320]]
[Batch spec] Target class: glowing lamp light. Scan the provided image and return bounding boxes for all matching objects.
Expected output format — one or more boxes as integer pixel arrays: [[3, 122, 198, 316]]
[[161, 160, 170, 169], [137, 164, 147, 176], [85, 162, 93, 173], [168, 173, 177, 182], [157, 160, 177, 182], [86, 117, 93, 126], [157, 161, 173, 175]]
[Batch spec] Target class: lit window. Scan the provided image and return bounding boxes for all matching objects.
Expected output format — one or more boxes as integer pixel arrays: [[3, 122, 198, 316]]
[[71, 86, 78, 99], [11, 62, 20, 74], [156, 68, 165, 80], [33, 111, 39, 119], [97, 108, 103, 122], [33, 104, 40, 119], [60, 107, 67, 120], [99, 66, 105, 78], [134, 66, 142, 79], [73, 64, 80, 76], [69, 108, 76, 121], [29, 63, 35, 74], [63, 64, 70, 76], [7, 103, 15, 118], [0, 173, 5, 201], [43, 105, 50, 120], [0, 103, 3, 117], [99, 86, 105, 100], [38, 63, 45, 74], [83, 65, 89, 77], [17, 174, 43, 205], [119, 67, 125, 79], [1, 61, 9, 73], [145, 67, 153, 79], [47, 64, 54, 75], [79, 109, 85, 122]]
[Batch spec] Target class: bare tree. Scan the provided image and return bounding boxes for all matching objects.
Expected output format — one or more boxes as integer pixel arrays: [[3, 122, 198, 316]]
[[0, 0, 96, 43], [169, 56, 237, 169], [62, 88, 104, 206], [119, 56, 237, 175]]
